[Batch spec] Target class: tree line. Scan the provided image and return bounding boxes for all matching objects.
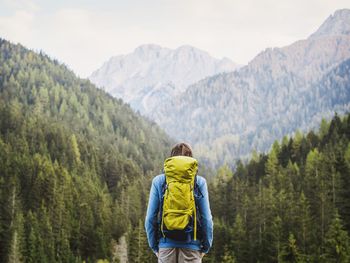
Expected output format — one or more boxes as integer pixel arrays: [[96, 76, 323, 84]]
[[1, 38, 349, 262], [0, 38, 171, 262], [205, 113, 350, 262]]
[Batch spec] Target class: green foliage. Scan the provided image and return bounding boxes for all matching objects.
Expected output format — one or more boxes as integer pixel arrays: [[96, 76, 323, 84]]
[[0, 38, 172, 262], [221, 246, 236, 263], [321, 212, 350, 263], [206, 113, 350, 262], [231, 213, 249, 262], [280, 233, 303, 263], [127, 220, 154, 263], [1, 37, 350, 263]]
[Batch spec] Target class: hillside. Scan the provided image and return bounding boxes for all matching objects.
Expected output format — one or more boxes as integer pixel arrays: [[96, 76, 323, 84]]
[[151, 9, 350, 167], [1, 35, 350, 263], [204, 113, 350, 262], [0, 38, 172, 262]]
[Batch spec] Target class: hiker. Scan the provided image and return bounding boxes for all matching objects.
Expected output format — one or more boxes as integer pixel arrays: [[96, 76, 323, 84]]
[[145, 143, 213, 263]]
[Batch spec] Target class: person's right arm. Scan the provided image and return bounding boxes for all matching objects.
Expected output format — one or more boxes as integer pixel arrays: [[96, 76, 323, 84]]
[[145, 177, 160, 254]]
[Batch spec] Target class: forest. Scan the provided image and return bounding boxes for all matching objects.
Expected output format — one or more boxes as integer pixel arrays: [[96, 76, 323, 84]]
[[0, 38, 350, 263], [206, 114, 350, 262], [0, 38, 171, 262]]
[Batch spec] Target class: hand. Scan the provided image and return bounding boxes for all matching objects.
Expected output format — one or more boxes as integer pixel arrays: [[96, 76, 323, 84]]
[[155, 252, 159, 258], [200, 252, 206, 258]]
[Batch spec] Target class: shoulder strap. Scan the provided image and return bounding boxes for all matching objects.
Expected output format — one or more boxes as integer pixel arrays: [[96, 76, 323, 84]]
[[158, 174, 167, 239], [194, 175, 204, 199]]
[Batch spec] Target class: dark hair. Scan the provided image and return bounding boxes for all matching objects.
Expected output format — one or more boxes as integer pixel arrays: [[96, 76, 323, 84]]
[[170, 142, 193, 157]]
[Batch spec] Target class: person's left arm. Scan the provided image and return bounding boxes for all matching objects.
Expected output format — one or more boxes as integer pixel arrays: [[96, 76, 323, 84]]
[[144, 177, 160, 253]]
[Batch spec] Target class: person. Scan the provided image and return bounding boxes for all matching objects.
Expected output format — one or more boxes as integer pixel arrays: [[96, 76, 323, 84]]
[[145, 142, 213, 263]]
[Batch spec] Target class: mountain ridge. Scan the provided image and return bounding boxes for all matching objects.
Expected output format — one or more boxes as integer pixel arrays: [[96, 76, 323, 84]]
[[150, 9, 350, 166], [88, 8, 350, 167], [309, 8, 350, 38], [89, 44, 240, 114]]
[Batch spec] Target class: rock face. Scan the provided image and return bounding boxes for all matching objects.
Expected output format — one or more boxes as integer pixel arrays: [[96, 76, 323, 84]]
[[90, 9, 350, 167], [89, 44, 239, 114], [150, 9, 350, 166], [113, 236, 128, 263], [309, 9, 350, 38]]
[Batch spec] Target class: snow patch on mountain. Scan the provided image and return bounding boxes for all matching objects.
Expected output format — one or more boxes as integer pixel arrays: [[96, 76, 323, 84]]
[[89, 44, 239, 113]]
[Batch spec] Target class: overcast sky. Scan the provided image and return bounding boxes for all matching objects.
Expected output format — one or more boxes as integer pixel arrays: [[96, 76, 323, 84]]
[[0, 0, 349, 77]]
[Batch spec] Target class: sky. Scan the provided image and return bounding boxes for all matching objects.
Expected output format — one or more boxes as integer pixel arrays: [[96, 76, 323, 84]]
[[0, 0, 349, 78]]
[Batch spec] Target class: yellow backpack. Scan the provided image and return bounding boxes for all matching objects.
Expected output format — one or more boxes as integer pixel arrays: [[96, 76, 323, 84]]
[[161, 156, 199, 241]]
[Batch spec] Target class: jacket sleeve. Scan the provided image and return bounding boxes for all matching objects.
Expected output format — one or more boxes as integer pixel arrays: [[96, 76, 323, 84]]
[[144, 177, 160, 253], [198, 178, 213, 253]]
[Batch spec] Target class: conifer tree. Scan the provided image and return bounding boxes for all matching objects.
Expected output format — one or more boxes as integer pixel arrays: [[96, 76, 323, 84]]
[[340, 142, 350, 231], [232, 214, 247, 262], [280, 233, 303, 263], [322, 212, 350, 263], [222, 246, 236, 263], [271, 215, 283, 262], [8, 211, 25, 263], [295, 192, 313, 259], [291, 130, 303, 163], [266, 144, 279, 177], [70, 134, 81, 166], [137, 219, 153, 263], [319, 118, 330, 139], [24, 212, 39, 263]]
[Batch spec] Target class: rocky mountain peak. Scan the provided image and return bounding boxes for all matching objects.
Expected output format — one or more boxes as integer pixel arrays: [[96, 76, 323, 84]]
[[89, 44, 239, 113], [309, 9, 350, 38]]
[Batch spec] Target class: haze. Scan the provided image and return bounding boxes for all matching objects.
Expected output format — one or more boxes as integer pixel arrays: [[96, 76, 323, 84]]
[[0, 0, 349, 77]]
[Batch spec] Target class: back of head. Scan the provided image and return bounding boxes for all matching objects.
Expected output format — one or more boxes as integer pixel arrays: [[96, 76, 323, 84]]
[[170, 142, 193, 157]]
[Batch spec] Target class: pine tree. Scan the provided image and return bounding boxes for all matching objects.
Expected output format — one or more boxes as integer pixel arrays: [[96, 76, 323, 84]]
[[280, 233, 303, 263], [266, 145, 279, 177], [340, 142, 350, 231], [70, 134, 81, 166], [24, 212, 39, 263], [8, 211, 25, 263], [295, 192, 314, 259], [319, 118, 330, 139], [127, 224, 138, 263], [222, 245, 236, 263], [208, 219, 231, 263], [274, 215, 283, 263], [322, 212, 350, 263], [291, 130, 303, 163], [38, 204, 55, 262], [127, 219, 150, 263], [232, 213, 248, 262]]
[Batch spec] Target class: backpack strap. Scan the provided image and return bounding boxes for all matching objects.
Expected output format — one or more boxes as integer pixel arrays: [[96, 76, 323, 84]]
[[194, 175, 204, 241], [160, 175, 167, 238], [193, 193, 197, 240], [192, 174, 201, 240], [194, 175, 203, 199]]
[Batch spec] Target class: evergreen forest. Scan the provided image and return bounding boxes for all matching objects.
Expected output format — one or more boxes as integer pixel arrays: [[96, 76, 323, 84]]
[[0, 38, 172, 262], [205, 114, 350, 262], [0, 38, 350, 263]]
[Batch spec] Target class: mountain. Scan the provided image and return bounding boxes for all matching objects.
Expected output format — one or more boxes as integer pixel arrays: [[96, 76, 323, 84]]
[[89, 44, 239, 114], [0, 38, 172, 262], [151, 9, 350, 166], [309, 9, 350, 38]]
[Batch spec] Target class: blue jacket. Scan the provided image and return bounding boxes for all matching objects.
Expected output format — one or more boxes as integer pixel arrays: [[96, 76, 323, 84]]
[[145, 174, 213, 253]]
